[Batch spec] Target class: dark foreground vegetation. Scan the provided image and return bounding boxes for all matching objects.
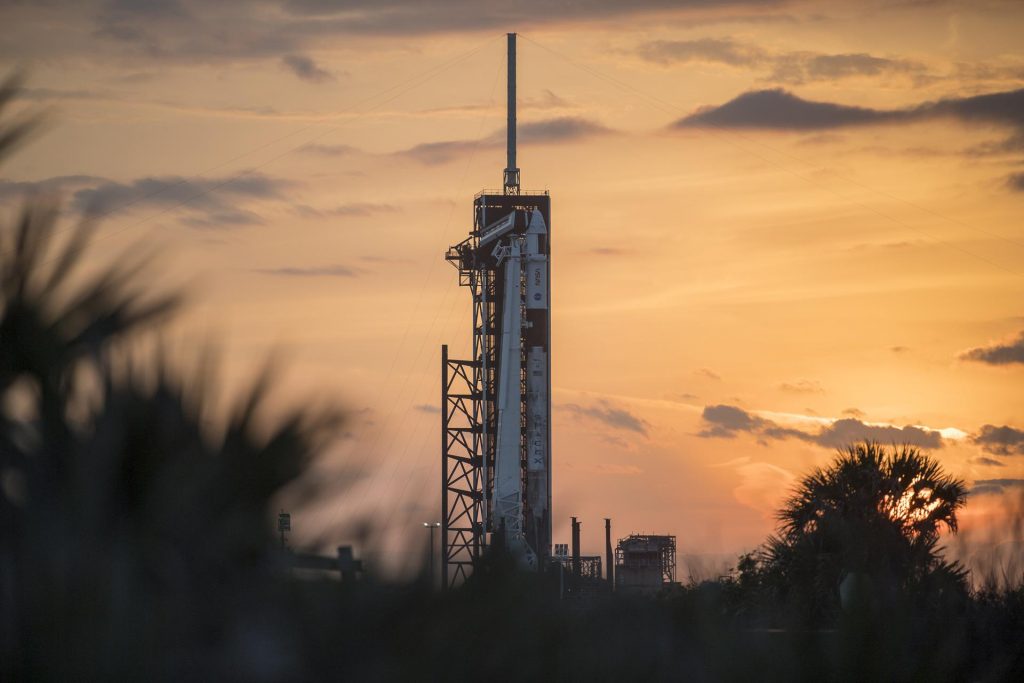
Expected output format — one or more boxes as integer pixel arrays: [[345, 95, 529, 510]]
[[2, 74, 1022, 681]]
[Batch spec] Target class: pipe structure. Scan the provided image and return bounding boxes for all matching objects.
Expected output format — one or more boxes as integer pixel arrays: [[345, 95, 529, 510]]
[[571, 517, 581, 584], [605, 518, 614, 591]]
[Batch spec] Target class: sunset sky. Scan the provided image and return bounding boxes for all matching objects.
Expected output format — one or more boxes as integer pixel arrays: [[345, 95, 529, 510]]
[[2, 0, 1023, 574]]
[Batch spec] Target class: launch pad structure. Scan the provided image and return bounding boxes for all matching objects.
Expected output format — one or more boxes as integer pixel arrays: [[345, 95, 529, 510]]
[[441, 33, 552, 587]]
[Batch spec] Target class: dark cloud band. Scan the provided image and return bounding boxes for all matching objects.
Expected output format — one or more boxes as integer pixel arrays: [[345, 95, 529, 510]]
[[697, 403, 944, 449], [675, 87, 1024, 131]]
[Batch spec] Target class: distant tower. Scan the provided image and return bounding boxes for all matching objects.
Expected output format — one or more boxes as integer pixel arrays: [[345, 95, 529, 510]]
[[441, 33, 552, 587]]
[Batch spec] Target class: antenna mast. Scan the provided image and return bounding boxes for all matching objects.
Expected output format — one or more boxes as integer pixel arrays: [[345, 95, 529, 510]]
[[503, 32, 520, 195]]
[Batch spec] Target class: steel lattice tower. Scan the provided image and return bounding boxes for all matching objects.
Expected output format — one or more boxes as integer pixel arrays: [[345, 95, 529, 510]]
[[441, 33, 552, 588]]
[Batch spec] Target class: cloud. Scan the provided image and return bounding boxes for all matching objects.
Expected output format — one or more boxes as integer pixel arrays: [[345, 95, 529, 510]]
[[293, 202, 398, 218], [414, 404, 440, 414], [972, 424, 1024, 456], [698, 404, 765, 438], [675, 86, 1024, 188], [806, 418, 943, 449], [675, 87, 1024, 131], [677, 89, 897, 130], [587, 247, 633, 256], [698, 404, 945, 449], [638, 38, 766, 67], [519, 117, 611, 144], [959, 331, 1024, 365], [65, 172, 293, 228], [972, 457, 1006, 467], [970, 479, 1024, 496], [842, 408, 865, 418], [890, 346, 910, 353], [255, 264, 362, 277], [2, 172, 292, 229], [695, 368, 721, 380], [400, 139, 482, 166], [637, 38, 928, 86], [0, 175, 105, 204], [396, 116, 612, 165], [281, 54, 335, 83], [299, 143, 359, 156], [778, 379, 824, 394], [784, 52, 921, 82], [561, 399, 650, 437]]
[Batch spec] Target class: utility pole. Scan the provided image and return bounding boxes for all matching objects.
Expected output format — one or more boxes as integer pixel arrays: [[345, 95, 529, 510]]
[[278, 511, 291, 550]]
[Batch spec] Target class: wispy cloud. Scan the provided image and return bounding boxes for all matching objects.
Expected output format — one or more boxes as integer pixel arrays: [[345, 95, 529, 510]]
[[299, 143, 359, 157], [67, 173, 293, 229], [695, 368, 721, 380], [396, 116, 613, 165], [281, 54, 336, 83], [293, 202, 398, 218], [587, 247, 634, 256], [637, 38, 930, 86], [778, 379, 824, 394], [970, 478, 1024, 496], [561, 399, 650, 437], [0, 172, 294, 229], [0, 175, 105, 203], [255, 264, 363, 277]]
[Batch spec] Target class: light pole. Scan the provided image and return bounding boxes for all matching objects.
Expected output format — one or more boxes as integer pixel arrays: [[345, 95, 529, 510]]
[[423, 522, 441, 589]]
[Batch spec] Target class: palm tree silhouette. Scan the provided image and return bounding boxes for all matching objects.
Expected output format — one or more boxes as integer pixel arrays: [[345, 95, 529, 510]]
[[756, 441, 967, 620], [0, 72, 343, 680]]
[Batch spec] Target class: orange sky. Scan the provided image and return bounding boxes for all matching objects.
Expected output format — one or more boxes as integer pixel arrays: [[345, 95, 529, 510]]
[[2, 0, 1023, 577]]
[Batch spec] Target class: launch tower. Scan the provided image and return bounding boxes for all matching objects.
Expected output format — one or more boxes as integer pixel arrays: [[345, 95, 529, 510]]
[[441, 33, 552, 587]]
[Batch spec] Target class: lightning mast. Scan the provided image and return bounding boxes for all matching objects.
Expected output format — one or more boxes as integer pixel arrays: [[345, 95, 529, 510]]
[[441, 33, 552, 587]]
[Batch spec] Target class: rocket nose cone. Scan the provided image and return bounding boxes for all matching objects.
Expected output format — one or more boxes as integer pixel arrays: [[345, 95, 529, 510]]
[[526, 209, 548, 235]]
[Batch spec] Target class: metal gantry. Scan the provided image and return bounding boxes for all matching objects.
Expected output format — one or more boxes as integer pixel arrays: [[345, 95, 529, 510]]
[[440, 33, 552, 588], [441, 344, 485, 587]]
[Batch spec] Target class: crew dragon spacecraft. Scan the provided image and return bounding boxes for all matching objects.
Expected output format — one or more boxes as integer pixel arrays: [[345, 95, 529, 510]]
[[441, 33, 552, 586]]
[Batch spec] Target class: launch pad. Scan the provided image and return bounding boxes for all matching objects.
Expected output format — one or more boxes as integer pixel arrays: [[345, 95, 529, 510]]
[[441, 34, 552, 587]]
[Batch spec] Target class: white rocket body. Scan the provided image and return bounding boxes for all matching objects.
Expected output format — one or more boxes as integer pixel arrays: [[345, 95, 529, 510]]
[[488, 209, 549, 569]]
